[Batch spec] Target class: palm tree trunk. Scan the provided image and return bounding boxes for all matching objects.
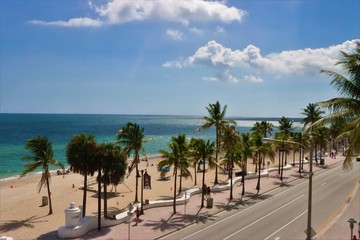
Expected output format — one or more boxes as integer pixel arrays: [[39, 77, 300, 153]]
[[104, 184, 107, 218], [46, 172, 53, 215], [201, 160, 206, 208], [293, 151, 295, 166], [298, 147, 302, 173], [230, 159, 233, 200], [280, 150, 284, 182], [178, 169, 182, 194], [135, 153, 139, 203], [82, 171, 88, 217], [278, 150, 281, 175], [256, 152, 261, 193], [194, 164, 197, 186], [173, 169, 177, 214], [214, 128, 219, 185], [97, 166, 101, 232], [241, 174, 245, 196]]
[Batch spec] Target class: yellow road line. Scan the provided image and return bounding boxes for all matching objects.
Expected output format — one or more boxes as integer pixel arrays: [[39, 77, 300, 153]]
[[316, 177, 359, 234]]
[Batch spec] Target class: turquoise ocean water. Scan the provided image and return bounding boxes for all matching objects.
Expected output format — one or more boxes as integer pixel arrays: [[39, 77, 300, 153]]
[[0, 114, 302, 180]]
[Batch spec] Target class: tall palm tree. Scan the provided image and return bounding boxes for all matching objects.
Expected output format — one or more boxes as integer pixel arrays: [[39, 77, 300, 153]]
[[319, 42, 360, 168], [313, 126, 330, 164], [197, 101, 235, 184], [221, 123, 241, 200], [170, 134, 190, 194], [21, 136, 64, 215], [328, 118, 346, 153], [292, 132, 307, 174], [252, 121, 274, 169], [239, 133, 254, 197], [97, 143, 127, 218], [251, 121, 273, 138], [67, 134, 98, 217], [278, 116, 294, 136], [117, 122, 145, 203], [189, 138, 201, 186], [197, 139, 215, 208], [253, 134, 275, 193], [274, 132, 291, 182], [158, 135, 192, 214], [301, 103, 324, 129], [301, 103, 324, 162], [277, 117, 294, 167]]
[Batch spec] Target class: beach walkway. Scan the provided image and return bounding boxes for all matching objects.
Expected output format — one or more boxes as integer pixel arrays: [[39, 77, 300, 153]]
[[70, 155, 359, 240]]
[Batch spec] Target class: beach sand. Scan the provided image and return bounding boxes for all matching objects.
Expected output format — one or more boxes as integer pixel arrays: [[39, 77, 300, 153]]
[[0, 154, 284, 239]]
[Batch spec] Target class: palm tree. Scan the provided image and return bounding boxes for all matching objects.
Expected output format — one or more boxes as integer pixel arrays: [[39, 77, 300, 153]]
[[277, 117, 294, 167], [117, 122, 145, 203], [292, 132, 307, 174], [189, 138, 201, 186], [221, 123, 241, 200], [312, 126, 330, 164], [158, 135, 192, 214], [301, 103, 324, 162], [21, 136, 64, 215], [197, 139, 215, 208], [274, 132, 291, 182], [67, 134, 98, 217], [251, 121, 273, 138], [253, 134, 275, 193], [278, 116, 294, 136], [97, 143, 127, 218], [239, 133, 254, 197], [252, 121, 274, 169], [170, 134, 190, 194], [197, 101, 235, 184], [319, 42, 360, 168]]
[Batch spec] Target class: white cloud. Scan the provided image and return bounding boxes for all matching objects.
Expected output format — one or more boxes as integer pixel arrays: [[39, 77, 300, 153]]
[[164, 39, 360, 83], [29, 0, 245, 27], [166, 29, 184, 40], [215, 26, 225, 33], [202, 76, 219, 82], [244, 75, 263, 83], [189, 27, 203, 35], [28, 18, 102, 27]]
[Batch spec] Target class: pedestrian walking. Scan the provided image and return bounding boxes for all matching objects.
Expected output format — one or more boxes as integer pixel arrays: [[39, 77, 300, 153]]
[[135, 207, 141, 225]]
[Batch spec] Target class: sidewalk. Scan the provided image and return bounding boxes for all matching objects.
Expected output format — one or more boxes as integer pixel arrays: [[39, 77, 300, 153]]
[[72, 155, 357, 240]]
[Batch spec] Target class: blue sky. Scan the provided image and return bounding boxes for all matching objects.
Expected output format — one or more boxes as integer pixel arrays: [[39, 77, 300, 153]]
[[1, 0, 359, 117]]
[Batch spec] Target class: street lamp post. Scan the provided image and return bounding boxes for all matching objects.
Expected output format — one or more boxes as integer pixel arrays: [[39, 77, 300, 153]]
[[306, 139, 314, 240], [348, 218, 357, 240]]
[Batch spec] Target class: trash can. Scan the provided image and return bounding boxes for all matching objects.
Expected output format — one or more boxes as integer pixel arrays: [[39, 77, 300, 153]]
[[42, 196, 48, 206], [320, 158, 325, 165], [206, 197, 213, 208]]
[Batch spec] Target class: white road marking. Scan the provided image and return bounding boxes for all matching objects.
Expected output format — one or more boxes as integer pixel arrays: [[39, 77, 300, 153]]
[[169, 163, 344, 240], [264, 209, 308, 240], [222, 195, 304, 240]]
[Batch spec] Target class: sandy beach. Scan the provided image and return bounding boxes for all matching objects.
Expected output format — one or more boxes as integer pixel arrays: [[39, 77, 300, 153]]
[[0, 153, 291, 239]]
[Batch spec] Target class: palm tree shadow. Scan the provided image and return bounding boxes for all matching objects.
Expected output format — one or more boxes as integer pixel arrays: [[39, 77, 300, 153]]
[[143, 213, 184, 232], [214, 198, 240, 211], [195, 208, 217, 224], [0, 215, 48, 233], [273, 181, 293, 187]]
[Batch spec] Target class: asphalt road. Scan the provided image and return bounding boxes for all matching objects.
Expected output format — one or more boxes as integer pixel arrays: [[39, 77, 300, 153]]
[[159, 162, 359, 240]]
